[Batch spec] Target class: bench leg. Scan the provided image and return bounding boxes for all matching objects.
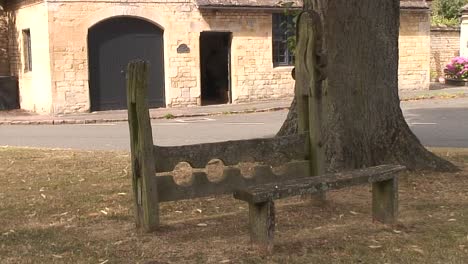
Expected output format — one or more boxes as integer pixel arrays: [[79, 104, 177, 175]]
[[249, 200, 275, 254], [372, 177, 398, 224]]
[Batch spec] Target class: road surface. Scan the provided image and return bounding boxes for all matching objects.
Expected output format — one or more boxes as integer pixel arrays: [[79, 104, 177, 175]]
[[0, 98, 467, 150]]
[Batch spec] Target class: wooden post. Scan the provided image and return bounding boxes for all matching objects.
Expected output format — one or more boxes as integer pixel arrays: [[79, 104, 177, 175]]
[[248, 200, 275, 254], [295, 4, 327, 204], [127, 60, 159, 232], [372, 177, 398, 224]]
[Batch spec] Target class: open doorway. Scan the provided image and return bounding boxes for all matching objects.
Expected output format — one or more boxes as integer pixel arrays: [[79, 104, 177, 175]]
[[200, 32, 231, 105]]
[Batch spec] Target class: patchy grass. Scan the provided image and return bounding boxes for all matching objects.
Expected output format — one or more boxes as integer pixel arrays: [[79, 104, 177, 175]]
[[401, 92, 467, 102], [163, 113, 176, 119], [0, 147, 467, 263]]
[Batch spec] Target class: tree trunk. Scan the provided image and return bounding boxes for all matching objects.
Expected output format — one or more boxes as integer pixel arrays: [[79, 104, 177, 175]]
[[277, 0, 457, 172]]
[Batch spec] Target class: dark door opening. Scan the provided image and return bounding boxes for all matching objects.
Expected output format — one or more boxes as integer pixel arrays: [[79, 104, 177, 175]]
[[88, 17, 165, 111], [200, 32, 231, 105]]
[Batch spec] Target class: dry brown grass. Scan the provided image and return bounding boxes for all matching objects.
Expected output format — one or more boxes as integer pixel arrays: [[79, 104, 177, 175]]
[[0, 146, 467, 263]]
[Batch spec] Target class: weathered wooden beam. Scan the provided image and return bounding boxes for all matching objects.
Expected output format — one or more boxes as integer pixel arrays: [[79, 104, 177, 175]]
[[234, 165, 405, 204], [249, 200, 275, 254], [372, 177, 398, 224], [235, 164, 404, 254], [127, 60, 159, 232], [153, 133, 308, 172], [157, 160, 310, 202]]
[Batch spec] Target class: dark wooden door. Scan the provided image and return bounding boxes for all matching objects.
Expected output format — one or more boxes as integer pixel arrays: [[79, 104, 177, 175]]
[[88, 17, 165, 111]]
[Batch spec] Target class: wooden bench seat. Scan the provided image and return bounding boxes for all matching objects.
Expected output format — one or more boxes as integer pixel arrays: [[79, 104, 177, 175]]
[[233, 164, 406, 253]]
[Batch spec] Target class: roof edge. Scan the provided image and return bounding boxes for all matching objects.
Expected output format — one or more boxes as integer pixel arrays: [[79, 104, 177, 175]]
[[400, 1, 429, 10], [197, 5, 301, 11]]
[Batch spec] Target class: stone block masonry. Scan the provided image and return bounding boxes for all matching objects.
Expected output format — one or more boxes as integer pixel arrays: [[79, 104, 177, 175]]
[[4, 0, 433, 113], [430, 27, 460, 79], [43, 1, 294, 113], [6, 1, 53, 113], [399, 10, 431, 91], [0, 9, 8, 76], [46, 2, 295, 112], [48, 1, 201, 112], [200, 10, 294, 104]]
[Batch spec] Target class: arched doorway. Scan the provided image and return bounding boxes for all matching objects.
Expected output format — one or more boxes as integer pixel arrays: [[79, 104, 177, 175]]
[[88, 17, 165, 111]]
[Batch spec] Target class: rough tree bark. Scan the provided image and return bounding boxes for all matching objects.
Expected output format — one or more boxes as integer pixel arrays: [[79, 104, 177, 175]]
[[277, 0, 457, 172]]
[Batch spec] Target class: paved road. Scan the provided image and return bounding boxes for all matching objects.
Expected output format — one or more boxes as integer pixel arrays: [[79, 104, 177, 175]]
[[403, 99, 468, 148], [0, 112, 286, 150], [0, 98, 467, 150]]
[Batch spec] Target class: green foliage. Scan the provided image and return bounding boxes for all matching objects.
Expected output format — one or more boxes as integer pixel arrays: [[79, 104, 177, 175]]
[[431, 15, 461, 27], [163, 113, 175, 119], [431, 0, 468, 26], [279, 1, 300, 55], [434, 0, 466, 19], [282, 15, 298, 55]]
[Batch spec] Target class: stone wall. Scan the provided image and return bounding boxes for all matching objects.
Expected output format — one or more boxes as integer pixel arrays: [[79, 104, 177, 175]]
[[45, 1, 294, 113], [200, 10, 294, 104], [6, 0, 433, 113], [7, 1, 53, 113], [430, 27, 460, 79], [399, 9, 431, 90], [47, 1, 199, 113], [0, 9, 9, 76]]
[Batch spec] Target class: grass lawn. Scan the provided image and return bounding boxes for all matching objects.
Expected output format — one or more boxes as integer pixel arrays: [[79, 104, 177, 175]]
[[0, 147, 467, 263]]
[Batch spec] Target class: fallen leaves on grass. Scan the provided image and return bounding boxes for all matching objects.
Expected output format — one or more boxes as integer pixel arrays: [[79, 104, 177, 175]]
[[0, 147, 467, 263], [368, 245, 382, 249], [401, 92, 466, 101], [410, 245, 424, 254], [2, 230, 15, 236]]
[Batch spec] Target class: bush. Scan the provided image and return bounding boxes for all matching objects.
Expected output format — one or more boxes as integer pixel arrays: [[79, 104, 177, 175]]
[[435, 0, 466, 19], [444, 57, 468, 80], [431, 0, 468, 26]]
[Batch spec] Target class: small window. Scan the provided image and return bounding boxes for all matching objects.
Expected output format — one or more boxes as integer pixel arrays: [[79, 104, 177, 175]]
[[22, 29, 32, 72], [272, 13, 295, 67]]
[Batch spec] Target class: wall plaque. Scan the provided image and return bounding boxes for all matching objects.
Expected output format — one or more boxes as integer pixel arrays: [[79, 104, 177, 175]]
[[177, 44, 190, 54]]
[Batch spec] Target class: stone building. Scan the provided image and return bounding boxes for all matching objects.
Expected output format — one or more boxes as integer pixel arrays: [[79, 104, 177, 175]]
[[0, 0, 431, 114], [1, 0, 301, 113], [399, 0, 431, 91], [0, 5, 9, 76]]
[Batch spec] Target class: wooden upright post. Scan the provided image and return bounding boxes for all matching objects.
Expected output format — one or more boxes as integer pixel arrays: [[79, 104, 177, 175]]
[[295, 2, 327, 203], [372, 177, 398, 224], [127, 60, 159, 232], [249, 200, 275, 254]]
